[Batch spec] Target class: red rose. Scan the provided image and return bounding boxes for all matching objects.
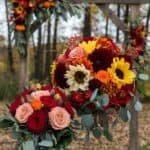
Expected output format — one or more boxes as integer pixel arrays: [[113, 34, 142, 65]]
[[40, 96, 58, 110], [72, 92, 85, 104], [64, 102, 75, 117], [84, 90, 92, 100], [9, 89, 30, 115], [27, 110, 48, 134]]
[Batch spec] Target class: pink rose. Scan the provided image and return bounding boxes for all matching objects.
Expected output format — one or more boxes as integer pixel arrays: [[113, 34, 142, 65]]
[[48, 107, 71, 130], [57, 53, 67, 63], [31, 90, 50, 100], [15, 103, 34, 123], [68, 47, 86, 59]]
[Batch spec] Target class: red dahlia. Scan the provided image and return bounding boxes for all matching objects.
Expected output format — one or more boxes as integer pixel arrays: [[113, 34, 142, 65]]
[[88, 48, 115, 72], [40, 96, 58, 111], [110, 84, 134, 106], [27, 110, 48, 134]]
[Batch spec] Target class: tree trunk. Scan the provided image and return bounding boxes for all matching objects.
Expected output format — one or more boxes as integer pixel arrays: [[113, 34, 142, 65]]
[[146, 5, 150, 41], [105, 17, 109, 36], [124, 4, 129, 42], [52, 13, 59, 60], [34, 26, 43, 80], [5, 0, 14, 74], [116, 4, 120, 42], [83, 5, 91, 37], [44, 18, 52, 79], [129, 5, 140, 150]]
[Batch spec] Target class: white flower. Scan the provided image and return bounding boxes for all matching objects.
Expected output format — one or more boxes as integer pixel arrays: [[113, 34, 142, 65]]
[[65, 64, 92, 91]]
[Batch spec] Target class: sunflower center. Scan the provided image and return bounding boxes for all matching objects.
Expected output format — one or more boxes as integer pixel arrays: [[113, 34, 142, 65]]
[[74, 71, 86, 83], [115, 69, 124, 79]]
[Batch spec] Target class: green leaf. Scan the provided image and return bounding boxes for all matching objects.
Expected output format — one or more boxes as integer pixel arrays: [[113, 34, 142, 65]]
[[92, 127, 102, 139], [103, 130, 113, 141], [139, 74, 149, 81], [22, 140, 35, 150], [38, 140, 53, 148], [90, 88, 99, 102], [0, 118, 14, 128], [56, 128, 73, 148], [119, 107, 128, 122], [134, 101, 143, 112], [81, 114, 94, 129], [100, 94, 109, 106]]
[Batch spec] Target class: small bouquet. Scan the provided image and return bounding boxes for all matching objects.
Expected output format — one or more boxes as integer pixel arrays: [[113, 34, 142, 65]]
[[51, 36, 138, 140], [12, 0, 55, 32], [0, 85, 75, 149]]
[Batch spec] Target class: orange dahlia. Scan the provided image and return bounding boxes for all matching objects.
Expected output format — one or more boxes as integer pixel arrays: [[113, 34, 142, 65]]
[[95, 70, 111, 84]]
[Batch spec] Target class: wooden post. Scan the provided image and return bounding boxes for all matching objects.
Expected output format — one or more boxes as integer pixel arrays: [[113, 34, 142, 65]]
[[129, 5, 140, 150], [19, 44, 29, 91]]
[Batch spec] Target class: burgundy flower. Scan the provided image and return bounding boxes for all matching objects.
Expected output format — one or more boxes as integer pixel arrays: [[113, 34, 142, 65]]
[[40, 96, 58, 111], [72, 91, 85, 104], [110, 84, 134, 106], [27, 110, 48, 134], [84, 90, 92, 99], [64, 102, 75, 117], [54, 63, 68, 88], [89, 79, 101, 91], [88, 48, 115, 72], [9, 89, 30, 115]]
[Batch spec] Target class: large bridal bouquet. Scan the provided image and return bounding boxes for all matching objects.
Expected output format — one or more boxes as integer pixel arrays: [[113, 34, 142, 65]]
[[51, 35, 143, 141]]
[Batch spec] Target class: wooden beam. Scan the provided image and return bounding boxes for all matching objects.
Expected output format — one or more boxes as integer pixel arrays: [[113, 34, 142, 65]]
[[98, 4, 128, 32], [73, 0, 150, 4]]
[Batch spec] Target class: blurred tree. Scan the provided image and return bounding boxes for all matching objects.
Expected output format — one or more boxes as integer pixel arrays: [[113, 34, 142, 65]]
[[5, 0, 14, 74], [34, 26, 44, 80], [83, 5, 91, 37], [52, 13, 59, 60], [44, 17, 52, 79]]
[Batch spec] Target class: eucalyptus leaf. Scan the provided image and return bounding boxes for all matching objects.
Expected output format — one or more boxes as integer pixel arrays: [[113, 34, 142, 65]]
[[22, 140, 35, 150], [100, 94, 109, 106], [38, 140, 53, 148], [0, 118, 14, 128], [90, 88, 99, 102], [134, 101, 143, 112], [103, 130, 113, 141], [81, 114, 94, 129], [92, 127, 102, 139], [119, 107, 128, 122], [139, 73, 149, 81]]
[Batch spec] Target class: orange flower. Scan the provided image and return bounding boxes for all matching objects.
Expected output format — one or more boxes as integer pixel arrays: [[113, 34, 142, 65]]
[[31, 99, 43, 111], [95, 70, 111, 84], [15, 7, 24, 15], [43, 1, 55, 8], [15, 24, 26, 31], [72, 57, 93, 74]]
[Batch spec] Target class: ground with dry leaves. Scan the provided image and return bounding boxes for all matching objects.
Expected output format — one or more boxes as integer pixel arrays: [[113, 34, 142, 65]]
[[0, 102, 150, 150]]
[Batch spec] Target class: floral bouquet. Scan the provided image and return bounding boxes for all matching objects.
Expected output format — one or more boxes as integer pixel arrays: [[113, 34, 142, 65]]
[[0, 85, 75, 149], [12, 0, 56, 32], [51, 36, 142, 140]]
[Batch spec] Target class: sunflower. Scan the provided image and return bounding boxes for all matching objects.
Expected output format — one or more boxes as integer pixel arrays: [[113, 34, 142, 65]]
[[108, 57, 136, 88], [65, 65, 92, 91], [79, 40, 97, 55]]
